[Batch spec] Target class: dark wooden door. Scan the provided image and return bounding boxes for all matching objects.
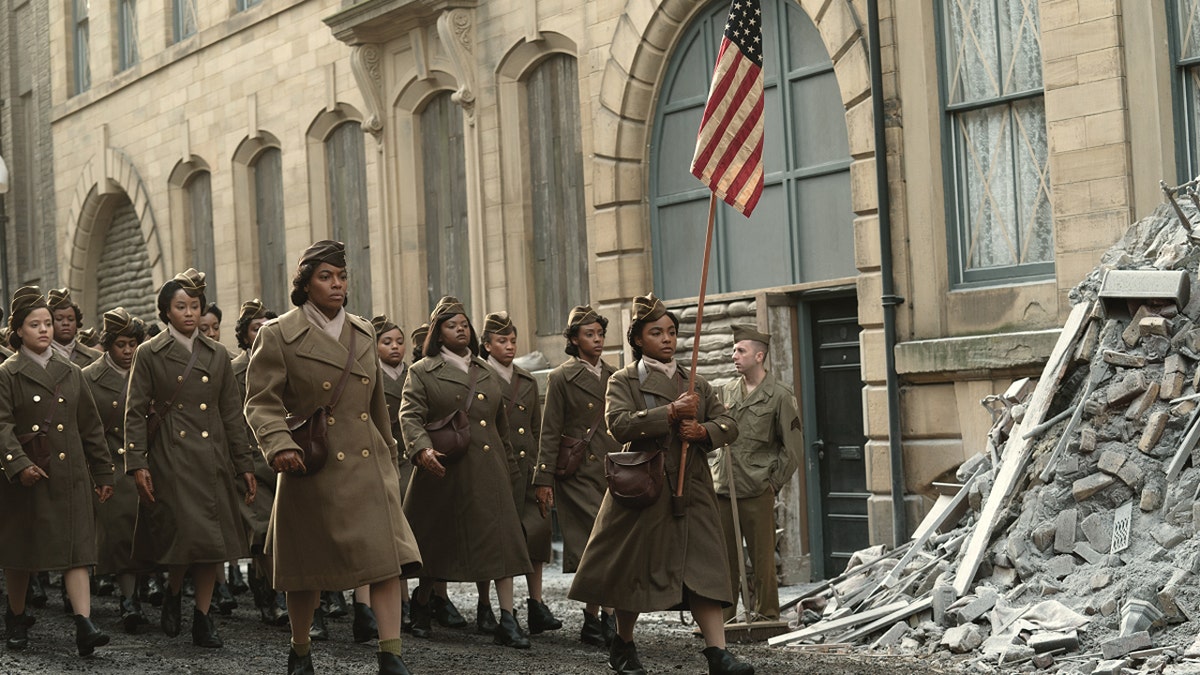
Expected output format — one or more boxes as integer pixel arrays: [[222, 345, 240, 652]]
[[810, 298, 868, 576]]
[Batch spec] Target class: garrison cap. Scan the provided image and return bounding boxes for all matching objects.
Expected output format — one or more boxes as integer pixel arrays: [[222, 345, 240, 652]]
[[173, 268, 207, 295], [566, 305, 603, 329], [631, 293, 667, 323], [371, 315, 399, 338], [732, 323, 771, 346], [9, 286, 48, 329], [77, 327, 99, 347], [298, 240, 346, 269], [483, 311, 514, 335], [238, 298, 270, 323], [47, 287, 75, 311], [430, 296, 467, 323], [411, 323, 430, 347], [101, 307, 140, 337]]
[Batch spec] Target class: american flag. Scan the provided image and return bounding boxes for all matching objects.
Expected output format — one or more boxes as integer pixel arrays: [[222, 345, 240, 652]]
[[690, 0, 765, 217]]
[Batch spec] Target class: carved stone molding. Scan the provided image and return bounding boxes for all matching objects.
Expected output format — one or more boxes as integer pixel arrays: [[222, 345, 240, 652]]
[[350, 43, 386, 139], [437, 8, 477, 125]]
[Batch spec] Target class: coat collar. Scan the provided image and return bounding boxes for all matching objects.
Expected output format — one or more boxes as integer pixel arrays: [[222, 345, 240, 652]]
[[84, 358, 127, 393], [11, 349, 72, 391], [727, 371, 776, 409], [563, 358, 610, 400], [148, 328, 216, 373], [637, 358, 686, 403], [276, 308, 373, 377], [426, 353, 492, 388]]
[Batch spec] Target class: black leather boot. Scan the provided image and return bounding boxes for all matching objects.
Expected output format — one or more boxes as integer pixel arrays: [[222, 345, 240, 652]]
[[227, 562, 248, 595], [527, 598, 562, 634], [701, 646, 754, 675], [214, 582, 237, 615], [431, 594, 467, 628], [4, 606, 34, 650], [119, 595, 148, 634], [141, 574, 164, 607], [309, 606, 330, 641], [409, 596, 432, 639], [288, 647, 315, 675], [581, 610, 606, 647], [27, 574, 47, 609], [322, 590, 348, 619], [96, 575, 116, 597], [353, 602, 379, 643], [601, 611, 617, 647], [191, 607, 223, 648], [476, 603, 498, 634], [493, 609, 530, 649], [401, 600, 412, 634], [161, 586, 182, 637], [377, 651, 412, 675], [608, 635, 647, 675], [73, 614, 110, 656]]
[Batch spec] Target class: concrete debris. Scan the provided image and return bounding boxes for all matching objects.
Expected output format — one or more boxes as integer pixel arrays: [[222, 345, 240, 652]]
[[772, 202, 1200, 672]]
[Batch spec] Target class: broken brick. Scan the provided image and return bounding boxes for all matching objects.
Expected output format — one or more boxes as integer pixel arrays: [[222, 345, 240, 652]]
[[1080, 429, 1097, 453], [1123, 306, 1154, 347], [1098, 450, 1126, 475], [1103, 350, 1145, 368], [1081, 512, 1113, 553], [1139, 412, 1169, 453], [1162, 371, 1187, 399], [1053, 509, 1077, 554], [1101, 631, 1152, 660], [1140, 316, 1170, 337], [1125, 381, 1160, 419], [1073, 473, 1116, 502], [1151, 523, 1185, 549], [1106, 371, 1149, 407], [1116, 460, 1144, 490], [1074, 542, 1102, 564]]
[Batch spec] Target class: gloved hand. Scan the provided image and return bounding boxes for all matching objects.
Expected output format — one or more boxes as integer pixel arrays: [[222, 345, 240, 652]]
[[271, 449, 307, 475], [667, 392, 699, 423], [678, 419, 709, 442]]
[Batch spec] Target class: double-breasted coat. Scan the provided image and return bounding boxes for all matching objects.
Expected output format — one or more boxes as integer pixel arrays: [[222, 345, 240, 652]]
[[244, 310, 421, 591], [123, 330, 253, 566], [83, 356, 151, 574], [568, 360, 737, 612], [65, 341, 102, 368], [399, 353, 532, 582], [532, 358, 620, 573], [232, 350, 275, 551], [497, 363, 551, 564], [381, 364, 414, 500], [0, 350, 113, 570]]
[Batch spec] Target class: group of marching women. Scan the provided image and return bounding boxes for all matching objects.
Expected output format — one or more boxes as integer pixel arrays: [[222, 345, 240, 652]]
[[0, 239, 755, 675]]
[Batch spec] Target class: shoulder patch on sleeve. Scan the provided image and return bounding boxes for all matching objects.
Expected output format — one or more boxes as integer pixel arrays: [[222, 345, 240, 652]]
[[791, 417, 801, 431]]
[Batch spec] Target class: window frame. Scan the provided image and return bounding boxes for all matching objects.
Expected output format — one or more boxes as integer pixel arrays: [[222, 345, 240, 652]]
[[72, 0, 90, 95], [173, 0, 197, 43], [1169, 0, 1200, 182], [324, 120, 372, 314], [117, 0, 138, 72], [935, 0, 1054, 288], [236, 0, 263, 10]]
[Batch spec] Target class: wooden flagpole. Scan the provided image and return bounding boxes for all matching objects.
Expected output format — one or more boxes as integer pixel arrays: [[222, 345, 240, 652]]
[[673, 192, 719, 517]]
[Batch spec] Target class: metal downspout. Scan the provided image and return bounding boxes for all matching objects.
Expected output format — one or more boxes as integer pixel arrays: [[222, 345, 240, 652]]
[[866, 0, 908, 547]]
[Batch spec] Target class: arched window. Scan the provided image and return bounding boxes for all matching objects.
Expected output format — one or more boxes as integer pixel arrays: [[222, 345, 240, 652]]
[[650, 0, 853, 299], [185, 170, 216, 302], [252, 147, 287, 311], [526, 54, 589, 334], [326, 121, 371, 313], [420, 92, 470, 312]]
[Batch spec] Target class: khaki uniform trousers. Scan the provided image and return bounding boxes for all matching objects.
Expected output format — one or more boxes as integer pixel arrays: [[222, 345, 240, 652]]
[[718, 490, 779, 621]]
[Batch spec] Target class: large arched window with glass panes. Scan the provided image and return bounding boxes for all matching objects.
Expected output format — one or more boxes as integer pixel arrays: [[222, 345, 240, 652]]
[[1172, 1, 1200, 181], [649, 0, 853, 300], [326, 121, 372, 314], [420, 92, 471, 312]]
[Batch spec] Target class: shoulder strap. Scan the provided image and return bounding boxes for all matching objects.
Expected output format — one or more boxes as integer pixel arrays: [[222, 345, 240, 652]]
[[581, 406, 605, 445], [159, 346, 201, 413], [462, 362, 481, 413], [503, 373, 521, 416], [42, 384, 64, 429], [328, 328, 358, 409]]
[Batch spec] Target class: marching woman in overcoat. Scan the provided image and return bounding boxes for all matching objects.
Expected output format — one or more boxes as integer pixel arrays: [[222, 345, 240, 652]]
[[532, 305, 620, 647], [0, 286, 114, 656], [244, 241, 422, 675], [231, 299, 287, 627], [399, 296, 533, 649], [123, 268, 257, 648], [83, 307, 151, 634], [568, 293, 754, 675], [373, 314, 410, 634], [480, 311, 561, 636]]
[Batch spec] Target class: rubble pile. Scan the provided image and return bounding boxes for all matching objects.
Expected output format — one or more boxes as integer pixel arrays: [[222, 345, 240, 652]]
[[773, 202, 1200, 673]]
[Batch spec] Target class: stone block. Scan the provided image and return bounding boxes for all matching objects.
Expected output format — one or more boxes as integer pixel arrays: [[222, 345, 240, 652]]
[[1159, 570, 1190, 621], [1074, 542, 1102, 564], [1141, 481, 1165, 511], [1054, 509, 1078, 554], [1122, 305, 1153, 346], [1140, 316, 1170, 337], [1029, 630, 1079, 654], [1166, 353, 1187, 374], [941, 623, 983, 654], [1093, 658, 1131, 675], [1125, 381, 1160, 419], [1151, 523, 1185, 549], [1162, 371, 1186, 400], [1100, 631, 1152, 659], [1073, 472, 1116, 502], [1106, 370, 1149, 407], [1032, 522, 1056, 552], [1139, 412, 1169, 453], [1102, 349, 1145, 368], [1081, 512, 1112, 553], [1173, 399, 1197, 417], [1031, 653, 1054, 669], [1097, 450, 1126, 475], [1116, 460, 1144, 490], [1080, 428, 1098, 453], [1091, 571, 1113, 590], [1046, 554, 1077, 580], [931, 584, 956, 626], [955, 588, 998, 624], [874, 620, 909, 648]]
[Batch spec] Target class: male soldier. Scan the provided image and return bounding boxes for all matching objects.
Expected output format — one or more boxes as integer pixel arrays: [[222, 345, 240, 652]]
[[712, 324, 802, 622], [47, 287, 102, 367]]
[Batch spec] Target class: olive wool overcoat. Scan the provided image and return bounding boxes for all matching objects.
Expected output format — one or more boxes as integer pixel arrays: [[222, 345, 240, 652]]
[[532, 358, 620, 573], [497, 363, 551, 564], [123, 330, 253, 566], [399, 352, 532, 582], [244, 309, 421, 591], [568, 360, 737, 612], [232, 350, 275, 551], [0, 350, 113, 570], [381, 365, 414, 500], [83, 356, 151, 575]]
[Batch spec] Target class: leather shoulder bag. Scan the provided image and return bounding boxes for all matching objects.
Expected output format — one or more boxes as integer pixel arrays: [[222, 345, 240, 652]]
[[423, 362, 479, 465], [145, 346, 201, 451], [16, 384, 63, 473], [604, 368, 681, 510], [556, 407, 604, 479], [285, 329, 357, 477]]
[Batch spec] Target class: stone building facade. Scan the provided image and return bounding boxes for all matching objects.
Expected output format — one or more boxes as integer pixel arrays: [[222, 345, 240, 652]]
[[13, 0, 1193, 579]]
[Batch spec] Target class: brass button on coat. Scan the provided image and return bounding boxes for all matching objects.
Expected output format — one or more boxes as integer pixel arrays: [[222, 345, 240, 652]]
[[337, 452, 346, 461], [58, 453, 66, 460], [5, 454, 12, 461], [56, 424, 64, 432], [518, 428, 526, 435], [201, 376, 209, 383], [483, 445, 490, 452], [111, 401, 118, 407], [328, 417, 336, 425], [589, 454, 597, 461], [179, 430, 186, 438], [32, 395, 40, 402], [477, 393, 485, 400], [31, 425, 39, 432], [361, 449, 370, 457], [587, 402, 594, 409], [518, 404, 526, 411], [518, 451, 526, 458], [201, 431, 209, 438], [479, 420, 487, 427], [58, 397, 64, 403], [200, 403, 207, 411], [361, 377, 370, 385], [360, 413, 369, 421], [322, 381, 332, 390], [117, 448, 125, 455]]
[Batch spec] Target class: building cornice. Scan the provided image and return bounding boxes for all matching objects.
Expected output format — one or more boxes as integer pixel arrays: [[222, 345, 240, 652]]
[[324, 0, 477, 45]]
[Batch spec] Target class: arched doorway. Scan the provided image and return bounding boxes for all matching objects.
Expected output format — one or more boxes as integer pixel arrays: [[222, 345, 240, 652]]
[[89, 190, 157, 322]]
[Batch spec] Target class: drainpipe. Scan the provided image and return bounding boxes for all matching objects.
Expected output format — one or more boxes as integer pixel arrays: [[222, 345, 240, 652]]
[[866, 0, 907, 547]]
